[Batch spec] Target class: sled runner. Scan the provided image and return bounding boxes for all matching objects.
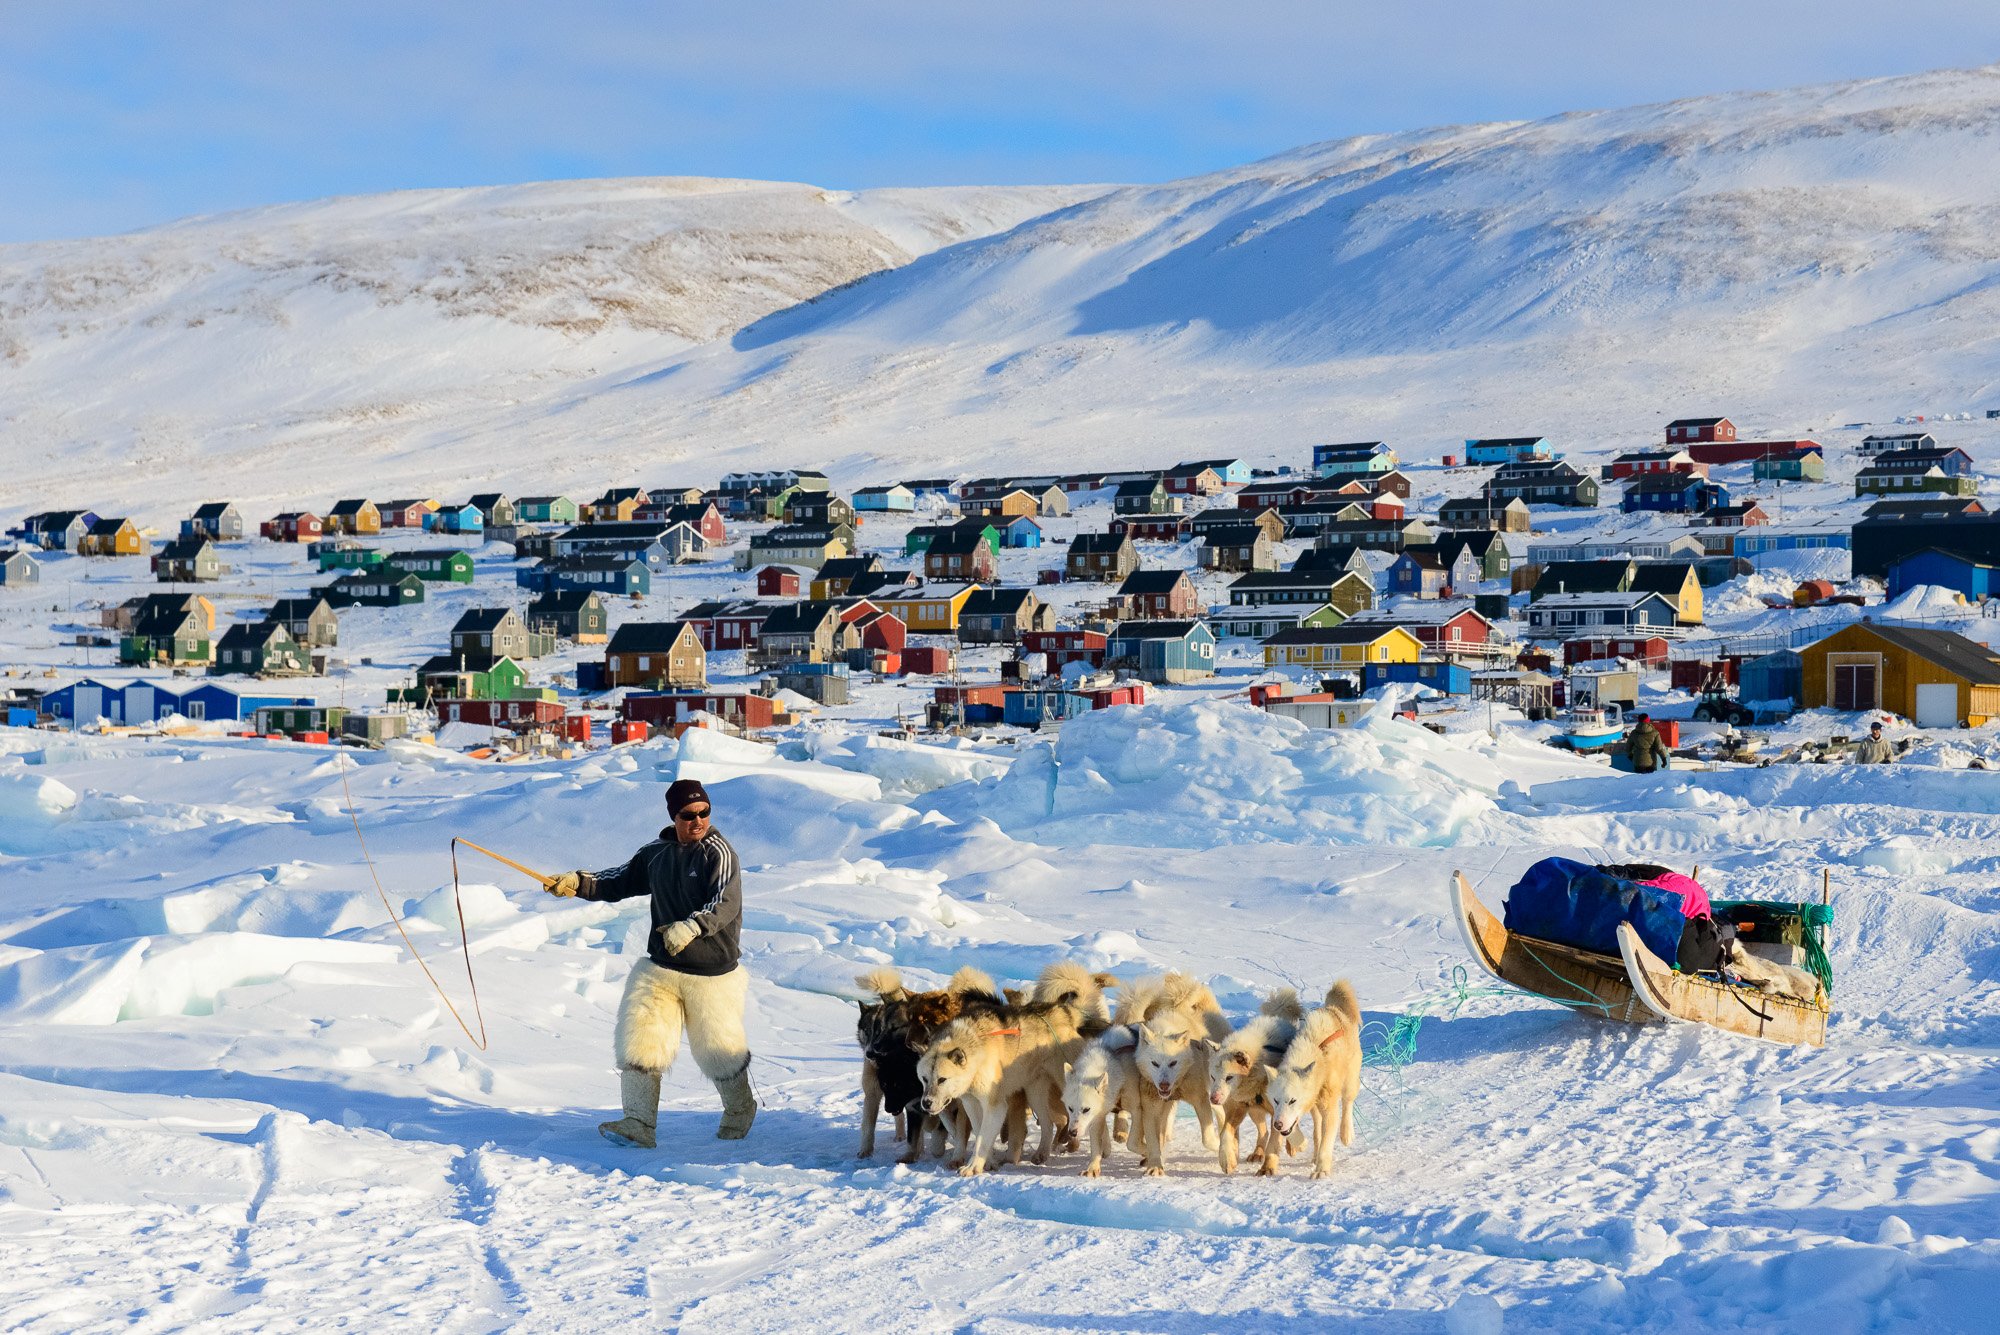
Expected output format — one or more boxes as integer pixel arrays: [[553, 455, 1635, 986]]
[[1450, 871, 1830, 1046]]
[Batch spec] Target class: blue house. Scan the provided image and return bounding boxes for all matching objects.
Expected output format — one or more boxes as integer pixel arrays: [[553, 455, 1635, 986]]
[[1885, 548, 2000, 601], [999, 515, 1043, 549], [1103, 619, 1218, 683], [1003, 687, 1093, 728], [40, 679, 309, 726], [854, 484, 916, 513], [1362, 659, 1472, 696], [1387, 551, 1449, 598], [1188, 457, 1251, 486], [435, 503, 484, 535], [1465, 437, 1551, 466], [1313, 442, 1395, 477], [0, 548, 41, 585], [1621, 475, 1729, 514], [1734, 525, 1851, 557], [517, 556, 652, 597], [1738, 650, 1803, 710]]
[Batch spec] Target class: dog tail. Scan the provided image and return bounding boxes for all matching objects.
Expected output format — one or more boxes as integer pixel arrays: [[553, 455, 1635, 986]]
[[1092, 971, 1124, 992], [1160, 971, 1222, 1017], [854, 966, 906, 1002], [1259, 987, 1304, 1023], [946, 966, 1004, 1003], [1033, 961, 1102, 1009], [1323, 979, 1361, 1033]]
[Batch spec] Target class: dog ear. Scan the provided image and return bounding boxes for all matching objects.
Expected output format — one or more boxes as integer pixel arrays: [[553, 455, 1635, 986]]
[[1061, 1061, 1073, 1079], [1230, 1052, 1252, 1070], [1135, 1022, 1152, 1044], [1190, 1038, 1214, 1057], [1260, 1064, 1280, 1084]]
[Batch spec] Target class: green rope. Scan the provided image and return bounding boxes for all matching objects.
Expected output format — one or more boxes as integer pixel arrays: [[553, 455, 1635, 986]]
[[1711, 898, 1836, 995]]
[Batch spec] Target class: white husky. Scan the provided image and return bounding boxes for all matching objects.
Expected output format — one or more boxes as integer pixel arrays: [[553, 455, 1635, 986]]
[[1264, 980, 1363, 1180], [1197, 987, 1304, 1175], [1062, 1025, 1141, 1177], [1117, 973, 1230, 1176]]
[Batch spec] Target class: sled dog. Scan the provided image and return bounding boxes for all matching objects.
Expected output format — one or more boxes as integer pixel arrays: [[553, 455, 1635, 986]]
[[1264, 980, 1363, 1179]]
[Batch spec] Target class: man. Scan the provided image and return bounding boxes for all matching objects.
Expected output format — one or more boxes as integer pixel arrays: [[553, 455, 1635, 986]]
[[546, 778, 756, 1147], [1625, 712, 1671, 774], [1855, 721, 1896, 764]]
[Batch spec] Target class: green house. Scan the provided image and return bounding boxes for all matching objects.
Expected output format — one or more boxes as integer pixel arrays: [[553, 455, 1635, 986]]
[[516, 496, 579, 524], [391, 654, 546, 704], [906, 521, 1000, 556], [315, 544, 386, 572], [323, 571, 426, 607], [254, 704, 347, 736], [119, 601, 210, 666], [1753, 448, 1825, 483], [385, 549, 476, 583], [212, 621, 309, 676]]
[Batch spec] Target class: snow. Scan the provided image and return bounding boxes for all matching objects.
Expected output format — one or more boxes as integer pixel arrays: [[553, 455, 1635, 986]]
[[6, 59, 2000, 1333], [2, 695, 1998, 1329]]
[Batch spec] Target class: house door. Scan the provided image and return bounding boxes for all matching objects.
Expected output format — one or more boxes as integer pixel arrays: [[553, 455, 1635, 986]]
[[1914, 683, 1959, 728], [1831, 661, 1879, 711]]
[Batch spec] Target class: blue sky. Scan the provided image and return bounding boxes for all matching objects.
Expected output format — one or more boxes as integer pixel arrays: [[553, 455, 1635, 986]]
[[5, 2, 2000, 242]]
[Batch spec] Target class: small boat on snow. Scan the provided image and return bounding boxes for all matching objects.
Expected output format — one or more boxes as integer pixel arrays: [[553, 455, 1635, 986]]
[[1558, 702, 1625, 751], [1449, 871, 1830, 1046]]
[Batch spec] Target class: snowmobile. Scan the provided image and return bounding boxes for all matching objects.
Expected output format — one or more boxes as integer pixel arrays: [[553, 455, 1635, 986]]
[[1450, 870, 1831, 1046]]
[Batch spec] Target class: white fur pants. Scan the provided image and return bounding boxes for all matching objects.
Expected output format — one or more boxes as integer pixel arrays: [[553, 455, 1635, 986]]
[[614, 958, 750, 1080]]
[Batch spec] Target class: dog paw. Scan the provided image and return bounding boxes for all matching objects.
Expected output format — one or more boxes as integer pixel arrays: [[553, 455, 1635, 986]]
[[1143, 1165, 1166, 1178], [957, 1163, 985, 1178], [1082, 1163, 1101, 1178], [1029, 1151, 1049, 1166], [1310, 1166, 1329, 1180], [1256, 1162, 1277, 1177]]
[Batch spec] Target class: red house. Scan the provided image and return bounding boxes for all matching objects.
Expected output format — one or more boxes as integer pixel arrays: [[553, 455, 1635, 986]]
[[1666, 417, 1736, 445], [681, 599, 778, 651], [1605, 450, 1706, 481], [1109, 515, 1192, 542], [903, 645, 956, 675], [756, 566, 802, 597], [1082, 682, 1146, 709], [1687, 438, 1818, 467], [839, 601, 907, 652], [379, 500, 433, 529], [1237, 482, 1316, 510], [638, 501, 727, 544], [1022, 628, 1108, 669], [440, 699, 568, 727], [1348, 604, 1492, 651], [622, 691, 780, 731], [1563, 636, 1671, 667], [261, 511, 324, 542], [933, 683, 1004, 709], [1116, 570, 1199, 619], [1359, 491, 1406, 520]]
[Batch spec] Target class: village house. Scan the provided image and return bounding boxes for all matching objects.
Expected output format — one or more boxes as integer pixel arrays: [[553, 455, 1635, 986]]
[[212, 621, 308, 677], [433, 503, 484, 536], [516, 496, 580, 524], [1190, 507, 1284, 545], [1227, 568, 1375, 617], [324, 499, 382, 535], [519, 555, 651, 597], [1260, 623, 1423, 669], [905, 521, 999, 556], [314, 540, 385, 572], [261, 511, 324, 543], [1317, 468, 1414, 500], [1800, 622, 2000, 724], [836, 599, 908, 656], [1855, 446, 1979, 498], [1346, 602, 1494, 654], [387, 549, 476, 584], [1161, 463, 1225, 497], [606, 621, 709, 689], [1666, 417, 1736, 445], [152, 536, 223, 582], [1113, 478, 1177, 516], [784, 491, 858, 529], [467, 493, 518, 527], [527, 589, 609, 643], [450, 608, 550, 668], [1464, 436, 1552, 466], [1021, 627, 1108, 670], [377, 499, 438, 530], [1386, 551, 1450, 599], [1603, 450, 1706, 482], [1526, 591, 1681, 637], [1862, 498, 1987, 522], [323, 569, 427, 608], [1109, 514, 1192, 542], [1884, 549, 2000, 602], [998, 515, 1043, 548], [1067, 532, 1139, 582], [181, 502, 244, 542], [854, 483, 916, 513], [1738, 525, 1853, 560], [1436, 496, 1531, 532], [750, 601, 847, 668], [924, 528, 999, 583], [1435, 530, 1512, 583], [120, 593, 215, 666], [680, 599, 778, 652], [845, 567, 920, 600], [757, 565, 804, 597], [957, 587, 1052, 645], [621, 691, 781, 733], [1563, 635, 1672, 668], [1485, 459, 1598, 508], [553, 520, 703, 568], [405, 655, 536, 705], [79, 517, 145, 557], [1209, 600, 1345, 640], [584, 487, 649, 523], [1858, 431, 1936, 457], [13, 510, 95, 551], [1621, 474, 1729, 515], [741, 524, 851, 571], [1115, 569, 1200, 620], [1313, 442, 1396, 476], [1198, 523, 1275, 573], [1103, 620, 1218, 683], [0, 548, 42, 586], [1752, 446, 1825, 482], [1696, 501, 1770, 530], [873, 583, 981, 635], [264, 596, 340, 648], [809, 556, 882, 599], [963, 485, 1069, 518], [1310, 518, 1435, 554]]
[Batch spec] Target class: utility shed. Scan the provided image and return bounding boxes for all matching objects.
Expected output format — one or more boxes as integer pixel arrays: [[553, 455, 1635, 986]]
[[1799, 623, 2000, 726]]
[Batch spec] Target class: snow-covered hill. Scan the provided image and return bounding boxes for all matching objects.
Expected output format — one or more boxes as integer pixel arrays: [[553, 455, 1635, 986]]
[[8, 65, 2000, 519]]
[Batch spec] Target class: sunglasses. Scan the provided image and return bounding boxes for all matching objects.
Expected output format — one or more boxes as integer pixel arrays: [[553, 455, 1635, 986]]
[[676, 807, 712, 822]]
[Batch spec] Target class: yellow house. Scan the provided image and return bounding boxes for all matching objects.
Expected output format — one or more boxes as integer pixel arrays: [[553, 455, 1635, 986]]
[[1261, 624, 1423, 668], [80, 517, 146, 556], [876, 583, 980, 633], [1633, 564, 1703, 625]]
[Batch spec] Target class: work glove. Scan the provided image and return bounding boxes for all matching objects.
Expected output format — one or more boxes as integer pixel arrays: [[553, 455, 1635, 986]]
[[546, 871, 582, 898], [660, 919, 701, 954]]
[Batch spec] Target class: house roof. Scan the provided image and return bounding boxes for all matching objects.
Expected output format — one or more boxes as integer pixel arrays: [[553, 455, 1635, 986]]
[[1348, 600, 1487, 628], [557, 521, 674, 542], [191, 502, 235, 519], [516, 495, 572, 507], [1200, 524, 1268, 546], [1624, 473, 1714, 494], [452, 607, 520, 634], [1842, 624, 2000, 685], [1071, 532, 1132, 554], [855, 483, 913, 496], [1534, 560, 1632, 594], [544, 555, 644, 572], [1439, 495, 1527, 513], [593, 487, 648, 504], [1866, 445, 1971, 465], [759, 601, 844, 636], [683, 598, 774, 620], [814, 556, 882, 580], [1262, 624, 1414, 646], [1666, 417, 1729, 429], [329, 499, 373, 514], [1317, 441, 1388, 454], [963, 587, 1038, 616], [1114, 478, 1163, 497], [1612, 449, 1691, 463], [846, 569, 918, 596], [1118, 570, 1192, 595], [607, 620, 700, 652], [1229, 569, 1362, 592], [87, 517, 131, 535], [157, 535, 212, 559], [1863, 498, 1985, 519], [1395, 551, 1445, 571], [1469, 436, 1549, 448], [218, 621, 291, 648], [1629, 562, 1697, 594], [926, 529, 987, 556], [266, 597, 331, 621], [1108, 619, 1209, 640], [527, 589, 604, 612], [759, 524, 844, 544], [1532, 591, 1669, 610]]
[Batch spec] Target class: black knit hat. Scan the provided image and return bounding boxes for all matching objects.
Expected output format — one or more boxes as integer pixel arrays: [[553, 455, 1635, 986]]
[[666, 778, 711, 817]]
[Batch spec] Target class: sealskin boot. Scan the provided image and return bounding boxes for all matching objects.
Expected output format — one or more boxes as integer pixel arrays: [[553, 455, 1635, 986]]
[[714, 1065, 757, 1140], [599, 1068, 661, 1148]]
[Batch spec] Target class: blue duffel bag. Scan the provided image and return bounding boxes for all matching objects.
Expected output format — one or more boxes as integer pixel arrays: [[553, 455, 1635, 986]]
[[1502, 856, 1689, 961]]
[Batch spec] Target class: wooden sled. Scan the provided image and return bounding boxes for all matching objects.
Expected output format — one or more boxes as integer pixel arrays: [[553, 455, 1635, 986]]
[[1451, 871, 1659, 1025], [1451, 871, 1830, 1046], [1617, 922, 1828, 1047]]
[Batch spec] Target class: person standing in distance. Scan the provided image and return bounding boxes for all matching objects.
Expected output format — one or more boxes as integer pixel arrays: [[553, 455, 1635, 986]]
[[546, 778, 755, 1147]]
